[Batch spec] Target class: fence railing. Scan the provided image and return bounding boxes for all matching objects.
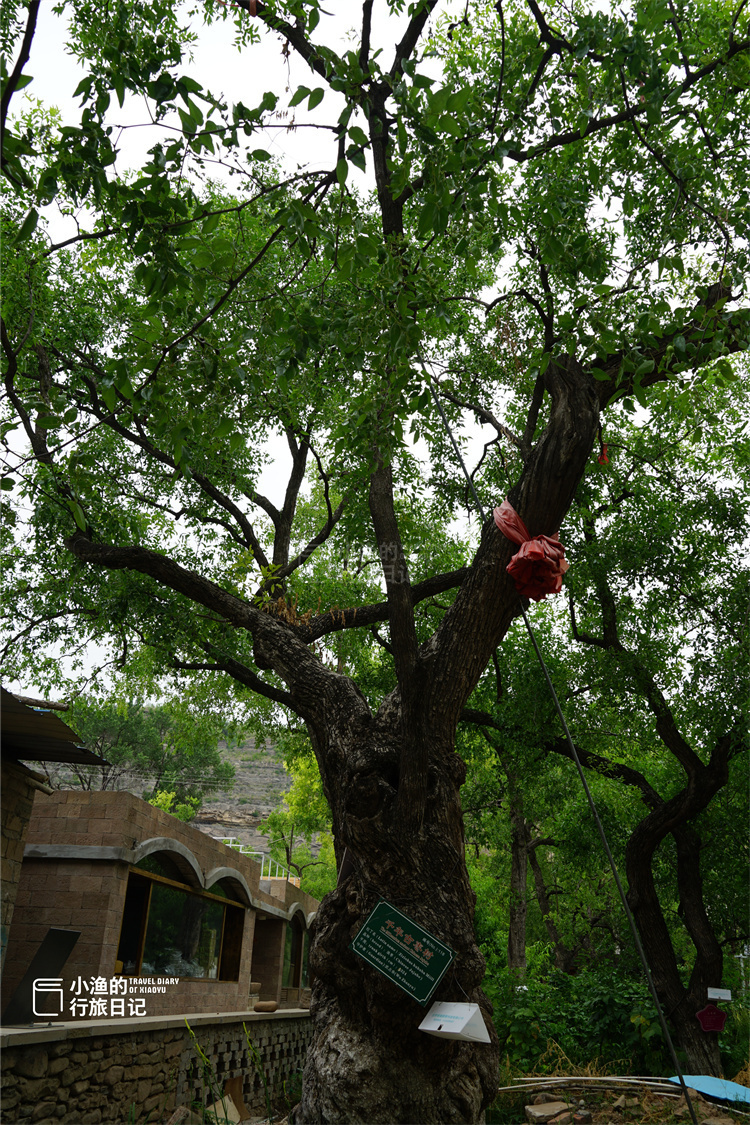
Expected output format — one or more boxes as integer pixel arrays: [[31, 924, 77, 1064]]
[[213, 837, 300, 884]]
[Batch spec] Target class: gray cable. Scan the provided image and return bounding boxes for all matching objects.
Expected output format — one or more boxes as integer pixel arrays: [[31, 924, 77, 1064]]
[[420, 352, 699, 1125]]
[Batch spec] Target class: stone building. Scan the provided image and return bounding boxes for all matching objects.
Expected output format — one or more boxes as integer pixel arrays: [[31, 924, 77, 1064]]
[[2, 789, 318, 1020], [1, 688, 106, 978], [1, 697, 320, 1122]]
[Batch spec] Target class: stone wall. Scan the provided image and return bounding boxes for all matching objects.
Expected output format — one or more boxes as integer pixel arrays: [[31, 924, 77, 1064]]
[[0, 1009, 313, 1124], [0, 761, 50, 976]]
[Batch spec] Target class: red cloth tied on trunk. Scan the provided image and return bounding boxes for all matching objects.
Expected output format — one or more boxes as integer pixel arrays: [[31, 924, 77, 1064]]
[[493, 499, 569, 601]]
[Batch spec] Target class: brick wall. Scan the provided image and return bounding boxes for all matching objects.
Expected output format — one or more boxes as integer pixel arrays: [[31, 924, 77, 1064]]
[[0, 761, 49, 976], [0, 1010, 313, 1124], [5, 857, 130, 993]]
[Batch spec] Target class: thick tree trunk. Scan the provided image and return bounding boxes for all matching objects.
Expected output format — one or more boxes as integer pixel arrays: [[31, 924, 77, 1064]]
[[296, 710, 499, 1124], [546, 733, 733, 1075], [626, 861, 723, 1077], [626, 764, 729, 1077]]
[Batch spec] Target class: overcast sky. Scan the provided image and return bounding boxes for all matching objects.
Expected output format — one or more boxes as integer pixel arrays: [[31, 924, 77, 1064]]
[[21, 1, 452, 198]]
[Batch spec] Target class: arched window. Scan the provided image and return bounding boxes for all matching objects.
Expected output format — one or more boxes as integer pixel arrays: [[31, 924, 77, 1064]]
[[115, 857, 245, 981]]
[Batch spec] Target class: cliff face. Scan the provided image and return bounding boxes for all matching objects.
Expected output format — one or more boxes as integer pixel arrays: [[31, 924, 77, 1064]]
[[192, 737, 291, 852], [38, 733, 291, 853]]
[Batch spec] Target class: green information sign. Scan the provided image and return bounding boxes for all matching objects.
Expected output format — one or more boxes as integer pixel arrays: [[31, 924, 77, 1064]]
[[350, 899, 455, 1005]]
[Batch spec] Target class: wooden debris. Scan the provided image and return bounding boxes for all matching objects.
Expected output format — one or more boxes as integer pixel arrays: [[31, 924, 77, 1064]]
[[525, 1102, 572, 1123]]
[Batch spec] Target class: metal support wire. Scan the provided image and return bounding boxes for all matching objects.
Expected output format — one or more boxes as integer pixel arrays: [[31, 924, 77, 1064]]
[[420, 353, 699, 1125]]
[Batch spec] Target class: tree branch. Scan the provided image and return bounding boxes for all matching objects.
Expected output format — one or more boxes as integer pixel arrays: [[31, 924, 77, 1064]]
[[57, 350, 272, 569], [590, 287, 749, 409], [543, 736, 664, 810], [171, 649, 295, 710], [389, 0, 441, 81], [0, 0, 40, 148], [298, 567, 469, 643], [64, 531, 331, 722], [440, 388, 524, 451], [359, 0, 374, 75], [426, 354, 600, 731], [278, 496, 347, 581], [235, 0, 336, 83]]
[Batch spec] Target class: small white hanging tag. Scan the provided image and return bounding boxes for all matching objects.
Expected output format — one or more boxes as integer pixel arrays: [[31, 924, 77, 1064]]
[[418, 1002, 490, 1043], [707, 987, 732, 1001]]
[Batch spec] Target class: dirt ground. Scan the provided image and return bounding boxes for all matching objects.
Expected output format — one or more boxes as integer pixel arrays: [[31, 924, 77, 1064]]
[[489, 1080, 750, 1125]]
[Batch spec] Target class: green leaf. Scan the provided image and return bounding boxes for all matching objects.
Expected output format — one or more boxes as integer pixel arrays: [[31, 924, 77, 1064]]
[[308, 88, 325, 110], [15, 208, 39, 243], [72, 77, 92, 99], [446, 88, 471, 113], [336, 158, 348, 186], [437, 114, 463, 137], [348, 125, 369, 147], [68, 500, 87, 531], [100, 385, 117, 412], [289, 85, 311, 108], [348, 146, 366, 173], [417, 201, 436, 237]]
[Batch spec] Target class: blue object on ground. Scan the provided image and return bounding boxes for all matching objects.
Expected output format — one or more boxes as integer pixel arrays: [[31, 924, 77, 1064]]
[[668, 1075, 750, 1105]]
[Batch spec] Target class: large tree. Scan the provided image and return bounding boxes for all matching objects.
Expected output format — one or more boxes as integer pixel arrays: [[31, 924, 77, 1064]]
[[2, 1, 749, 1120]]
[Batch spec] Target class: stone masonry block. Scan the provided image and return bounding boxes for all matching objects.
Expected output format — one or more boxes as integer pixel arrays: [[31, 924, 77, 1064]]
[[15, 1047, 48, 1079]]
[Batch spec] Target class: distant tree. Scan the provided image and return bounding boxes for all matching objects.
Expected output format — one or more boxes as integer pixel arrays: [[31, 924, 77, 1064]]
[[56, 694, 235, 809], [147, 788, 202, 822], [261, 750, 337, 896]]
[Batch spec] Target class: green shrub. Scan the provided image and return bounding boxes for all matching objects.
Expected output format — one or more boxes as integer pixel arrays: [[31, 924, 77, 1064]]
[[488, 961, 670, 1074]]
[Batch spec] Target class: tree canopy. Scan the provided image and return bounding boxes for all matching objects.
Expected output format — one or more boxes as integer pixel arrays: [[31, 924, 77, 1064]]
[[2, 0, 749, 1120]]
